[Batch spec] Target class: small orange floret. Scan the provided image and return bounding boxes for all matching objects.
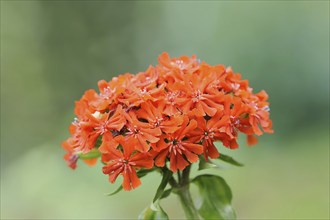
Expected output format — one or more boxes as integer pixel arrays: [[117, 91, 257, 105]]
[[62, 52, 273, 190], [154, 117, 203, 172], [102, 136, 154, 191]]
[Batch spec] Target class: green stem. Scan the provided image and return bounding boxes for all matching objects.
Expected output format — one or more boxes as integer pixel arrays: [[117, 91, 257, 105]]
[[176, 166, 200, 220], [177, 170, 182, 183]]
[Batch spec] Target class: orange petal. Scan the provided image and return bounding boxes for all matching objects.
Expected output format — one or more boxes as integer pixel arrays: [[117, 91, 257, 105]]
[[247, 135, 258, 146], [155, 138, 169, 151], [183, 150, 199, 163], [83, 158, 98, 166], [158, 52, 172, 69], [201, 101, 217, 116], [203, 140, 220, 159], [122, 168, 141, 191], [182, 142, 203, 154], [155, 149, 168, 167], [174, 153, 189, 171], [131, 153, 154, 169], [129, 168, 142, 189]]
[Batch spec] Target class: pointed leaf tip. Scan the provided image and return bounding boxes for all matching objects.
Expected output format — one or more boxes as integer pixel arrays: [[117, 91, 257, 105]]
[[160, 188, 172, 200], [153, 169, 173, 203], [218, 154, 244, 167], [106, 185, 123, 196], [198, 156, 228, 170]]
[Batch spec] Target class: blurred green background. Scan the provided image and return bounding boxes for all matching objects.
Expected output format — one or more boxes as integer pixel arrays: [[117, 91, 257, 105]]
[[1, 1, 329, 219]]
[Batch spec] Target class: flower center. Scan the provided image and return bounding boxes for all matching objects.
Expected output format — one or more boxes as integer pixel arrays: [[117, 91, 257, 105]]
[[230, 116, 240, 125], [192, 90, 203, 103], [169, 139, 184, 155], [153, 116, 163, 127], [166, 92, 179, 105], [127, 125, 141, 137], [204, 129, 215, 140], [170, 60, 184, 69], [100, 86, 115, 100], [140, 88, 148, 95], [99, 123, 108, 134]]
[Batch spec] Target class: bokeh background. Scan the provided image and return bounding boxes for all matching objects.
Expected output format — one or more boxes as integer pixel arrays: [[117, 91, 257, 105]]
[[1, 1, 329, 219]]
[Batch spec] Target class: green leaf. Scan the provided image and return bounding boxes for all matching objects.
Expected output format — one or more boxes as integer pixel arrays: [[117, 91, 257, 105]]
[[199, 158, 216, 170], [192, 174, 236, 220], [106, 185, 123, 196], [95, 136, 102, 148], [138, 202, 169, 220], [153, 169, 173, 203], [198, 157, 218, 170], [137, 168, 156, 178], [217, 154, 243, 167], [78, 149, 101, 160], [198, 156, 227, 171], [160, 188, 172, 199]]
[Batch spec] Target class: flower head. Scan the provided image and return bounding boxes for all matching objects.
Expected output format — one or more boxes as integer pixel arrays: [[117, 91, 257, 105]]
[[62, 52, 273, 190]]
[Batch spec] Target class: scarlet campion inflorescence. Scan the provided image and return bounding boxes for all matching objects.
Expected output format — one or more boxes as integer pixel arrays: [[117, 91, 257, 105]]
[[62, 52, 273, 191]]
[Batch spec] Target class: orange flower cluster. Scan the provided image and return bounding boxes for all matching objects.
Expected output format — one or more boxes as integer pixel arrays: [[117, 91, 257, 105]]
[[62, 52, 273, 191]]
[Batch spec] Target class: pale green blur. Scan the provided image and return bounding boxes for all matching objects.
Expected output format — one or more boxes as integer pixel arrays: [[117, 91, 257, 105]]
[[1, 1, 329, 219]]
